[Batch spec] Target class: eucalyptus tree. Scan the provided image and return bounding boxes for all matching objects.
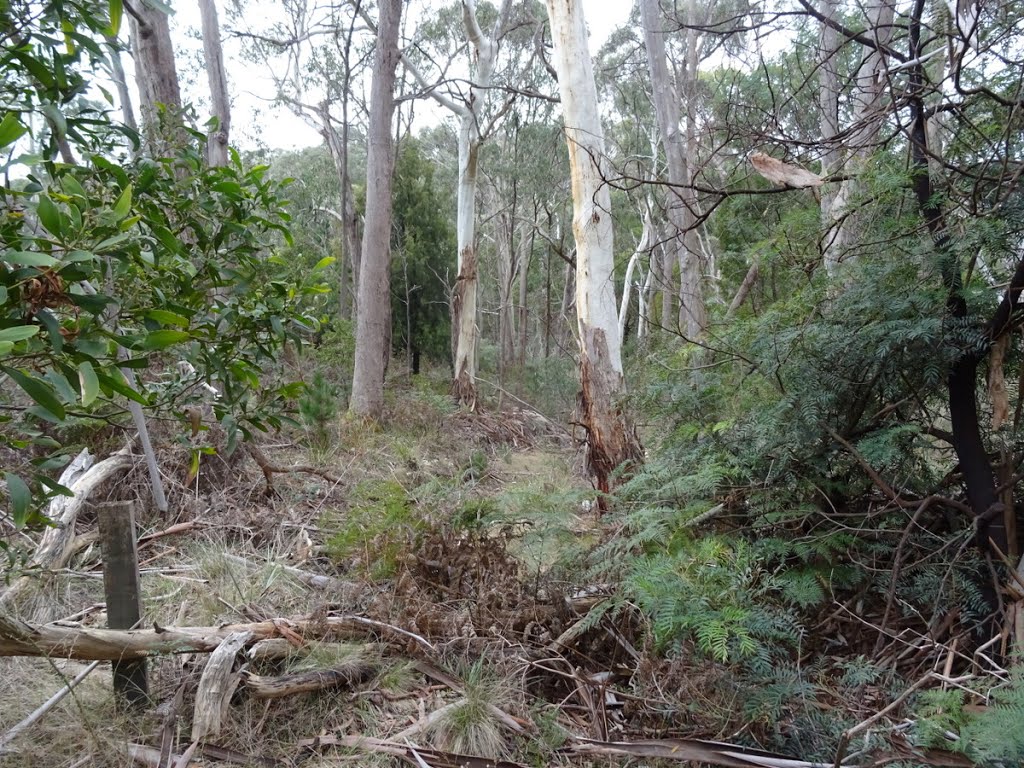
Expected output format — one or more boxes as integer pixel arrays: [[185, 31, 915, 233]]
[[349, 0, 402, 420], [398, 0, 527, 409], [129, 0, 184, 151], [198, 0, 231, 166], [544, 0, 642, 496]]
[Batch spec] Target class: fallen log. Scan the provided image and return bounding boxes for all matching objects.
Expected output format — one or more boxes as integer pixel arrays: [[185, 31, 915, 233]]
[[0, 615, 390, 660], [242, 657, 375, 699]]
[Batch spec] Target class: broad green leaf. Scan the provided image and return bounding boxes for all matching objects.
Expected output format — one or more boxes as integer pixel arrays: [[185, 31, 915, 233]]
[[66, 250, 96, 263], [0, 342, 13, 356], [212, 181, 242, 197], [144, 309, 189, 327], [108, 0, 123, 35], [0, 113, 28, 150], [96, 369, 148, 404], [61, 175, 87, 199], [0, 326, 39, 344], [2, 251, 58, 267], [77, 361, 99, 406], [313, 256, 336, 271], [95, 233, 131, 252], [2, 367, 65, 420], [35, 309, 62, 352], [141, 329, 190, 350], [4, 472, 31, 527], [112, 184, 132, 220], [36, 195, 63, 236]]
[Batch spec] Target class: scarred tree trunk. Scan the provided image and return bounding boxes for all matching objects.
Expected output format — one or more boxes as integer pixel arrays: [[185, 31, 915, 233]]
[[198, 0, 231, 167], [129, 3, 183, 152], [448, 0, 514, 409], [545, 0, 642, 497], [349, 0, 402, 420]]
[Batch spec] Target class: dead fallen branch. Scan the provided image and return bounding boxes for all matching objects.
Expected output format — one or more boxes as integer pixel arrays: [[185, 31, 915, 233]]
[[242, 657, 375, 699], [191, 631, 253, 740], [0, 615, 401, 660], [297, 734, 529, 768], [561, 737, 834, 768], [1, 448, 132, 608], [246, 442, 342, 493]]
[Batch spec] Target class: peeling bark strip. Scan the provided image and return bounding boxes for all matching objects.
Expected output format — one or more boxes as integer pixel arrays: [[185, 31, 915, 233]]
[[242, 657, 375, 699], [578, 328, 642, 495], [451, 244, 479, 409], [545, 0, 642, 497]]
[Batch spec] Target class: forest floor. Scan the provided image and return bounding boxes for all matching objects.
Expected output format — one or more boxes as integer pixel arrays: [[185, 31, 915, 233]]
[[0, 373, 678, 768]]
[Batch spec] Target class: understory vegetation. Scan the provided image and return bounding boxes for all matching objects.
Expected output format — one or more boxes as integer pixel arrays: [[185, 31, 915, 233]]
[[3, 0, 1024, 766]]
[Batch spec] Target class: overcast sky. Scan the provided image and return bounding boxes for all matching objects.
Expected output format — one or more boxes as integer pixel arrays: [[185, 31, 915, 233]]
[[159, 0, 633, 153]]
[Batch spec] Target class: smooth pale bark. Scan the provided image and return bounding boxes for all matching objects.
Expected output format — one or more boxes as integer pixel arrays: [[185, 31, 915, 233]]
[[321, 109, 362, 318], [129, 3, 183, 151], [619, 208, 655, 343], [818, 0, 842, 230], [396, 0, 513, 407], [640, 0, 704, 340], [105, 35, 138, 134], [198, 0, 231, 167], [349, 0, 402, 420], [824, 0, 897, 272], [545, 0, 641, 497], [451, 0, 514, 408]]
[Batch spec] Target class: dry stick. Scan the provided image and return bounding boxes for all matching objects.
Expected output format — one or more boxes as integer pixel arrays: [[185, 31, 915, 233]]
[[219, 552, 360, 597], [0, 660, 100, 753], [242, 657, 376, 699], [832, 672, 935, 768], [245, 442, 343, 492]]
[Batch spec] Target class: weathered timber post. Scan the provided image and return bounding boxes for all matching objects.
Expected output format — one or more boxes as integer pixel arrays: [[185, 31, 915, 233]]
[[98, 501, 149, 708]]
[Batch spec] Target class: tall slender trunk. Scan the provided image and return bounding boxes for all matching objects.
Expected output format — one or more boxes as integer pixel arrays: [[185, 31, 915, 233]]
[[129, 3, 183, 152], [349, 0, 402, 420], [198, 0, 230, 167], [545, 0, 642, 498], [640, 0, 704, 340], [824, 0, 896, 272], [818, 0, 841, 232], [518, 221, 533, 368], [105, 35, 138, 134]]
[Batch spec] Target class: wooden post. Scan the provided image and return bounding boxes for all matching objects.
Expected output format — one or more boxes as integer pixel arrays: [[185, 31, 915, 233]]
[[98, 501, 149, 708]]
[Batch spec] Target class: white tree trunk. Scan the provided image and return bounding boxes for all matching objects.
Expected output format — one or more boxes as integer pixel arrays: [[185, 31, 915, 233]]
[[823, 0, 896, 273], [198, 0, 231, 167], [545, 0, 641, 497], [619, 208, 654, 344], [349, 0, 402, 420], [640, 0, 704, 340], [448, 0, 514, 409]]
